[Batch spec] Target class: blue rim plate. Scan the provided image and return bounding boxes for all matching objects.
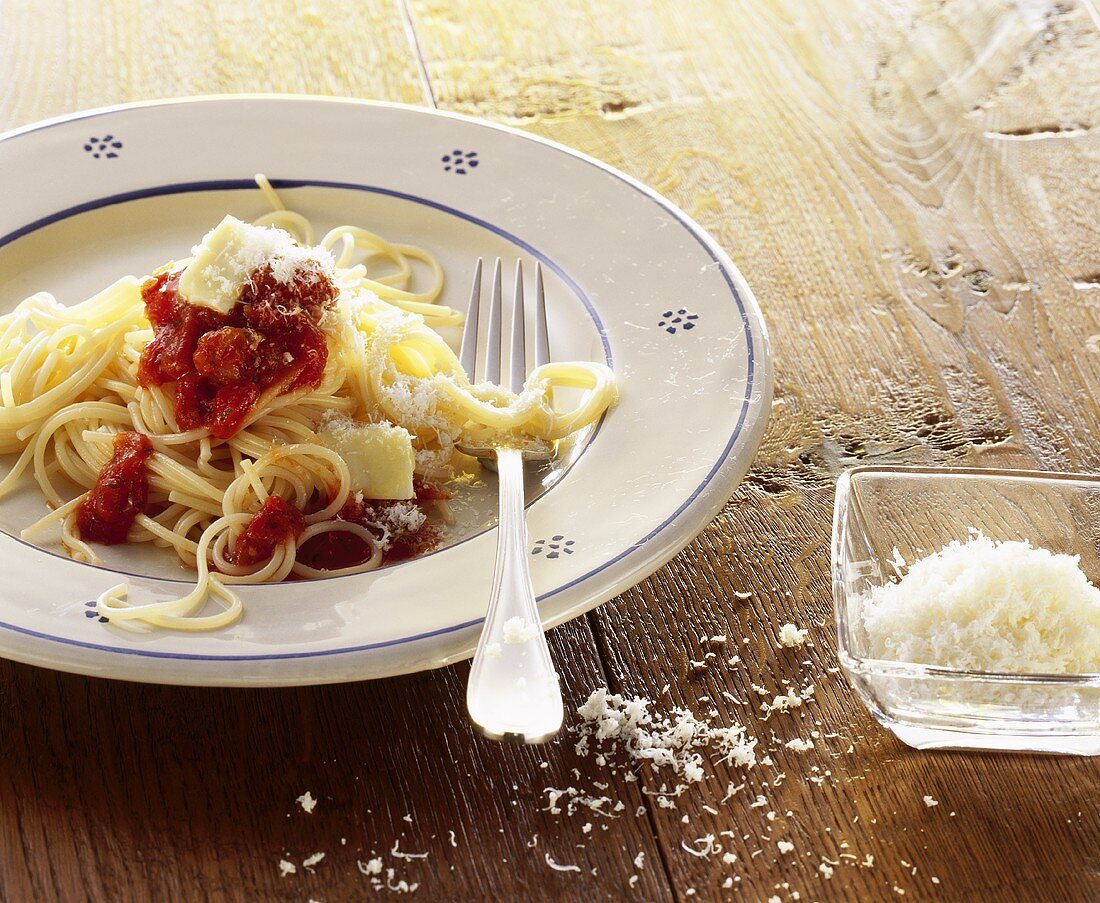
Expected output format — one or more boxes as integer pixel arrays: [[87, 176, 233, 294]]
[[0, 96, 771, 686]]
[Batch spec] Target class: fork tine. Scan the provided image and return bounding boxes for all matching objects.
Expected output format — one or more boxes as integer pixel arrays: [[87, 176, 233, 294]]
[[534, 261, 550, 368], [484, 258, 503, 386], [459, 257, 482, 379], [510, 260, 527, 393]]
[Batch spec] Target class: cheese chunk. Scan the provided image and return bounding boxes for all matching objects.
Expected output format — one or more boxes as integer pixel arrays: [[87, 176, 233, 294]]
[[178, 215, 329, 314], [319, 415, 416, 500]]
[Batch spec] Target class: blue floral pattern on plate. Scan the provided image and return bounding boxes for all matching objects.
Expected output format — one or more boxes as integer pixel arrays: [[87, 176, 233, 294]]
[[83, 601, 108, 623], [532, 535, 576, 559], [83, 135, 123, 159], [658, 308, 699, 334], [442, 149, 479, 174]]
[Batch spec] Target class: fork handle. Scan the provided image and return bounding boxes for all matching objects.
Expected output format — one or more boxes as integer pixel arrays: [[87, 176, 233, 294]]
[[466, 446, 563, 743]]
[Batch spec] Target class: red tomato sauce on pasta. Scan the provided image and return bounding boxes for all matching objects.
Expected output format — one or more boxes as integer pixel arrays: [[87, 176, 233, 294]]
[[76, 431, 154, 544], [294, 480, 446, 572], [137, 261, 336, 440], [231, 496, 305, 567]]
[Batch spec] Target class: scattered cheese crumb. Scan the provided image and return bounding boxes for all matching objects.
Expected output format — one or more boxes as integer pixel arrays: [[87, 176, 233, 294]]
[[544, 854, 581, 873], [278, 860, 297, 877], [296, 791, 318, 814], [681, 835, 717, 859], [819, 862, 835, 879], [785, 738, 815, 752], [762, 685, 815, 718], [777, 623, 809, 648], [777, 840, 795, 854], [575, 688, 757, 783], [503, 616, 538, 644], [634, 851, 645, 869], [391, 841, 429, 861], [924, 795, 939, 807], [302, 852, 325, 870]]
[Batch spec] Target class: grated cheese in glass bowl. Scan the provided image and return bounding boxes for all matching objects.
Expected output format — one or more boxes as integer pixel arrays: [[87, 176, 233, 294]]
[[832, 466, 1100, 754]]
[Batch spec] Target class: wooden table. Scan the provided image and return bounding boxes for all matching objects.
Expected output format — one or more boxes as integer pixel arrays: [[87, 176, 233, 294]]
[[2, 1, 1098, 900]]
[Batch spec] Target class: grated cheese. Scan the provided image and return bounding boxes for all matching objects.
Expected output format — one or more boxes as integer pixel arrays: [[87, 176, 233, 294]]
[[391, 841, 429, 861], [777, 623, 809, 648], [861, 534, 1100, 672], [179, 215, 333, 314], [544, 854, 581, 873], [762, 684, 815, 718], [681, 835, 718, 858], [543, 786, 616, 818], [575, 688, 757, 784], [296, 791, 318, 814], [503, 616, 538, 644]]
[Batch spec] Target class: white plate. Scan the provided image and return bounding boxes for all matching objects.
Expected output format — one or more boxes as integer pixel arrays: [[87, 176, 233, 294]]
[[0, 97, 771, 686]]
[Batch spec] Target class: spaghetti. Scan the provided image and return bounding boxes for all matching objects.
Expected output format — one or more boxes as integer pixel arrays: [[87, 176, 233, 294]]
[[0, 177, 616, 631]]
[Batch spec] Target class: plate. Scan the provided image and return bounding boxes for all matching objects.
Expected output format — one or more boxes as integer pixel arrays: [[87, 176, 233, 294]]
[[0, 97, 772, 686]]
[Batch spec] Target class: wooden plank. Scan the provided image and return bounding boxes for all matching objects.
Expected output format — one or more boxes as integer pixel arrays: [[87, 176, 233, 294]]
[[407, 0, 1100, 899], [0, 621, 674, 902], [0, 0, 431, 127]]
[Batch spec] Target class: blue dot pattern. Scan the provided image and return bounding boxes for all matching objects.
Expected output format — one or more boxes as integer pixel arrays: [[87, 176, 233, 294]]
[[442, 149, 479, 175], [657, 309, 699, 334], [83, 135, 123, 159], [532, 535, 576, 559], [84, 600, 108, 623]]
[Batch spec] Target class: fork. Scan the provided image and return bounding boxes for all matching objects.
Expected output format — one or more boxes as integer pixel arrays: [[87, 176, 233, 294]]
[[460, 257, 563, 744]]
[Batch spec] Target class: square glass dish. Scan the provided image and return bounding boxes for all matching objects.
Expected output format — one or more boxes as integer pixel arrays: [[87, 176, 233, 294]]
[[832, 466, 1100, 755]]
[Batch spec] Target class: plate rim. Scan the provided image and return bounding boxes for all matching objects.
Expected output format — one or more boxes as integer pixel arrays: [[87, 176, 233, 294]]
[[0, 95, 773, 679]]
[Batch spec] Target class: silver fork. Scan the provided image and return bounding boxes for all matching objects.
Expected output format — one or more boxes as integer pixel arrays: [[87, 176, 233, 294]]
[[460, 258, 562, 744]]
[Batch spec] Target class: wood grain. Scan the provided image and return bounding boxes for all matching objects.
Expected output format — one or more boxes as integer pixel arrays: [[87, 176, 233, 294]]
[[0, 621, 672, 902], [2, 0, 1100, 900]]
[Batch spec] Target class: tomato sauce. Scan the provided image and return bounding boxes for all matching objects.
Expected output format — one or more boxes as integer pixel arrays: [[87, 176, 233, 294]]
[[294, 485, 443, 573], [137, 260, 337, 440], [77, 431, 154, 544], [232, 496, 305, 567]]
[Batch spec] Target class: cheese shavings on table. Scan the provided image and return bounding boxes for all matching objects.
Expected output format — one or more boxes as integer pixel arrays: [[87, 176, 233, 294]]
[[860, 534, 1100, 673]]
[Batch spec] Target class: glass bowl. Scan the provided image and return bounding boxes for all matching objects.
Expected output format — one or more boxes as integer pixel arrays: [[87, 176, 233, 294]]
[[832, 465, 1100, 755]]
